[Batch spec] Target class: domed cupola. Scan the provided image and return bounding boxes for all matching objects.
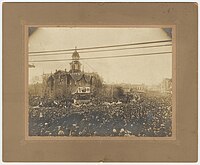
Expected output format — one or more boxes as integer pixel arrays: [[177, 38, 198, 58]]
[[70, 47, 81, 73], [72, 47, 80, 61]]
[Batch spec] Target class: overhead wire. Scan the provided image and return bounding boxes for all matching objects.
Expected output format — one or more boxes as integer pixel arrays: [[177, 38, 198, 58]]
[[29, 51, 172, 63], [29, 39, 172, 54], [29, 43, 172, 57]]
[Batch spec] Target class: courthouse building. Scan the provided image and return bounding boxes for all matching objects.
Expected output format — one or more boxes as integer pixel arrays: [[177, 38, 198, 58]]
[[43, 49, 103, 99]]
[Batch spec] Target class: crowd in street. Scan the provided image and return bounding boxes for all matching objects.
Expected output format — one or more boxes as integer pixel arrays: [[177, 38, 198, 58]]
[[29, 93, 172, 137]]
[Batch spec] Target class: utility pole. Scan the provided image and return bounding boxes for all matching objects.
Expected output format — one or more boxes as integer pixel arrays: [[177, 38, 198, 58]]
[[111, 85, 113, 102]]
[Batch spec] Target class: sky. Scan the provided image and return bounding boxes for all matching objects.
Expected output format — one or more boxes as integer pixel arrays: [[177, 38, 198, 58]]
[[28, 27, 172, 85]]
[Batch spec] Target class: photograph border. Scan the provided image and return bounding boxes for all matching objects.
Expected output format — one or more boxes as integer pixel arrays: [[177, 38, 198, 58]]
[[3, 2, 197, 162]]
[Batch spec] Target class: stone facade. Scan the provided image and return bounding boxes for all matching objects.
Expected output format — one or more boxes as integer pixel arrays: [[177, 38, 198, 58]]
[[43, 49, 102, 99]]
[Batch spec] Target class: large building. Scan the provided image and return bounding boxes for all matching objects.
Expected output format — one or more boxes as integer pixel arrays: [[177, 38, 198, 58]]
[[43, 49, 103, 99]]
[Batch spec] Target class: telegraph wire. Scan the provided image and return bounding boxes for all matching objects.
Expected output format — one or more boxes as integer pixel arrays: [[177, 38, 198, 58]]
[[82, 61, 97, 73], [29, 51, 172, 63], [29, 44, 172, 57], [29, 39, 172, 54]]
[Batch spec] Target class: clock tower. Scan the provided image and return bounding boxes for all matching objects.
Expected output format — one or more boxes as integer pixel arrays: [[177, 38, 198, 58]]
[[70, 47, 81, 73]]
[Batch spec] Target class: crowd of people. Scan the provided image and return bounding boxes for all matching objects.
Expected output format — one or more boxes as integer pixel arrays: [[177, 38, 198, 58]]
[[29, 92, 172, 137]]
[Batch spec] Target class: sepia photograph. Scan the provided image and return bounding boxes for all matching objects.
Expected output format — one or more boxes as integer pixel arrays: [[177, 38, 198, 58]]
[[28, 27, 173, 138], [3, 2, 198, 162]]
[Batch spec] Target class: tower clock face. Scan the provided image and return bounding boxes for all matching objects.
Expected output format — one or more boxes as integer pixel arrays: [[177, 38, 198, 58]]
[[75, 64, 79, 70]]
